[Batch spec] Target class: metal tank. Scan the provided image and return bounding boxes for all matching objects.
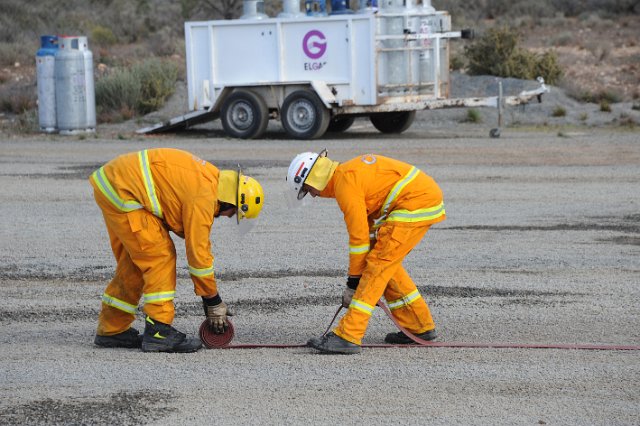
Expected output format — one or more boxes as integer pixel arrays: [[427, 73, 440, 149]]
[[357, 0, 378, 13], [279, 0, 306, 18], [55, 36, 96, 134], [36, 35, 58, 133], [241, 0, 269, 19], [330, 0, 353, 14], [377, 0, 405, 96], [305, 0, 327, 16]]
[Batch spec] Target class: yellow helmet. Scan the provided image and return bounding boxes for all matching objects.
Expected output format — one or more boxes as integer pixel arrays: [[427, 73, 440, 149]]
[[218, 168, 264, 223], [237, 171, 264, 223]]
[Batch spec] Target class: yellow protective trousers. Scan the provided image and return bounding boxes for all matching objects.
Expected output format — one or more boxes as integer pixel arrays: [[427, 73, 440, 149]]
[[94, 190, 178, 336], [333, 222, 436, 345]]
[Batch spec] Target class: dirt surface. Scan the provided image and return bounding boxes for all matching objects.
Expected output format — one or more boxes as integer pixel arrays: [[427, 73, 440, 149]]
[[0, 114, 639, 424]]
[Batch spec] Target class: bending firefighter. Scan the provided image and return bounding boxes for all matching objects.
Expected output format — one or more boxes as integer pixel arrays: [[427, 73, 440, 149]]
[[90, 148, 263, 353], [287, 151, 445, 354]]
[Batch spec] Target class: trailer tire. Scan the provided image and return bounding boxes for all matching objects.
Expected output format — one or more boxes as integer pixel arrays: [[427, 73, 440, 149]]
[[369, 111, 416, 134], [281, 90, 330, 140], [327, 116, 355, 133], [221, 90, 269, 139]]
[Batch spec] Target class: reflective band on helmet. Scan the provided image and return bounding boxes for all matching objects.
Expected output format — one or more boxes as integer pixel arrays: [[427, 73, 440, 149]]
[[374, 166, 419, 229], [388, 289, 421, 310], [101, 293, 137, 314], [349, 243, 370, 255], [189, 264, 214, 277], [349, 298, 375, 316], [386, 202, 445, 223], [143, 291, 175, 304], [92, 168, 143, 212], [138, 150, 163, 219]]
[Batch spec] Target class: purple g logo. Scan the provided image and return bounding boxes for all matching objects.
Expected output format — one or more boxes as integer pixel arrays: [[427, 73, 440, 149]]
[[302, 30, 327, 60]]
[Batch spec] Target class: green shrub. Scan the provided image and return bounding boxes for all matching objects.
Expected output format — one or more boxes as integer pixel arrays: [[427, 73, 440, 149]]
[[534, 51, 563, 85], [567, 88, 622, 104], [463, 26, 563, 84], [95, 58, 178, 121], [91, 25, 118, 46], [600, 100, 611, 112], [449, 53, 466, 71], [551, 106, 566, 117], [463, 108, 482, 123]]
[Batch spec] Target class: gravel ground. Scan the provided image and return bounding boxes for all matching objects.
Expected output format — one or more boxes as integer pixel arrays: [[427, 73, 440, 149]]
[[0, 109, 639, 425]]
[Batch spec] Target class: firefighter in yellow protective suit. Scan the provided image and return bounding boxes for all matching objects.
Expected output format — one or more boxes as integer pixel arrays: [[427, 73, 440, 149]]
[[91, 148, 263, 353], [286, 151, 445, 354]]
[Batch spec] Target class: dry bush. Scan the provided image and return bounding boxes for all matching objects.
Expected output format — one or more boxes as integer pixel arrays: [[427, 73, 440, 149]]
[[552, 106, 567, 117], [95, 57, 179, 122], [437, 0, 639, 21], [0, 84, 37, 114]]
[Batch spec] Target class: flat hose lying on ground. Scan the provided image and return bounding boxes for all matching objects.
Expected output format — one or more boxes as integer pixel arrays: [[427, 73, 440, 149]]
[[200, 303, 640, 351]]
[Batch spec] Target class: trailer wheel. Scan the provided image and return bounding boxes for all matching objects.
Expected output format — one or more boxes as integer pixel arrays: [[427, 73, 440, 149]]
[[327, 116, 355, 133], [369, 111, 416, 134], [221, 90, 269, 139], [281, 90, 330, 140]]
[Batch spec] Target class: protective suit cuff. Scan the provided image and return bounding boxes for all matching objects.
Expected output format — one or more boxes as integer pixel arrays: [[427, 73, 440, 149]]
[[202, 295, 222, 306]]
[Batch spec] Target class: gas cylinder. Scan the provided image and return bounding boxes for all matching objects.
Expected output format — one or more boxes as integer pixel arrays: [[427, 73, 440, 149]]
[[279, 0, 306, 18], [330, 0, 353, 14], [377, 0, 405, 96], [36, 35, 58, 133], [357, 0, 378, 13], [241, 0, 269, 19], [305, 0, 327, 16], [54, 36, 96, 134]]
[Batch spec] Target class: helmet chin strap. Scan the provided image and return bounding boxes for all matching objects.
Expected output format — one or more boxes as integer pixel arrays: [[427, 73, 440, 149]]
[[236, 163, 242, 224]]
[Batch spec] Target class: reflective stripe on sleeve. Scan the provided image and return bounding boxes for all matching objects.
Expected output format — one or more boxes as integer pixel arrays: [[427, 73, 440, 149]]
[[101, 293, 138, 314], [374, 166, 419, 229], [386, 202, 445, 223], [143, 291, 175, 304], [388, 289, 421, 310], [92, 168, 143, 212], [349, 298, 375, 316], [349, 243, 370, 255], [188, 264, 214, 277], [138, 150, 163, 219]]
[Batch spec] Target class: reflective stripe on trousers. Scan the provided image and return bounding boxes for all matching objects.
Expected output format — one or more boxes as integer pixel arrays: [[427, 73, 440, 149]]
[[102, 293, 137, 314], [188, 264, 214, 278], [387, 289, 421, 310]]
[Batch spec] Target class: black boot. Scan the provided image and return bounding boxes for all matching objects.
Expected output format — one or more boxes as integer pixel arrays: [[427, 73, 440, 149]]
[[141, 316, 202, 353], [384, 328, 437, 344], [95, 327, 142, 348], [307, 332, 361, 354]]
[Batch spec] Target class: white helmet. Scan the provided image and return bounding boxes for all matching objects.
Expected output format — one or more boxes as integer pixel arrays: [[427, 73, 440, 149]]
[[286, 151, 322, 200]]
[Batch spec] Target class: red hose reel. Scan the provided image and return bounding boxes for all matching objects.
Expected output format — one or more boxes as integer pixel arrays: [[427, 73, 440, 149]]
[[199, 319, 235, 348]]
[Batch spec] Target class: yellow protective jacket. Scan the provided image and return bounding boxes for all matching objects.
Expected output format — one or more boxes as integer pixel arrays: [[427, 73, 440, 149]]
[[320, 154, 446, 276], [89, 148, 221, 296]]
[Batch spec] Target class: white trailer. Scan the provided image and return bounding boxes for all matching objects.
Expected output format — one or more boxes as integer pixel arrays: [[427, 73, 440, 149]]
[[138, 4, 548, 139]]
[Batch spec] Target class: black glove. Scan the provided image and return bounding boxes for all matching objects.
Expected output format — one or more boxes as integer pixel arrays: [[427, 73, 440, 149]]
[[342, 276, 360, 308]]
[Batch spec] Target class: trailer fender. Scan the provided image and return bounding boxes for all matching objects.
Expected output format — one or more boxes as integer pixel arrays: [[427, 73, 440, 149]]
[[310, 81, 336, 109], [209, 87, 233, 114]]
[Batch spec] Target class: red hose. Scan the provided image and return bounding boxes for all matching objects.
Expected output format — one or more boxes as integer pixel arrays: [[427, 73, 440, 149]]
[[200, 304, 640, 351], [199, 319, 235, 348]]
